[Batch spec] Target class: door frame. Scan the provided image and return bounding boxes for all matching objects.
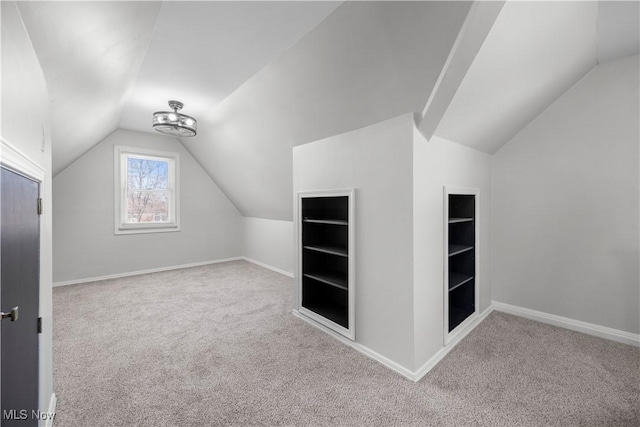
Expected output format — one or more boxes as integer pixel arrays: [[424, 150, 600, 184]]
[[1, 137, 47, 416], [0, 138, 46, 185]]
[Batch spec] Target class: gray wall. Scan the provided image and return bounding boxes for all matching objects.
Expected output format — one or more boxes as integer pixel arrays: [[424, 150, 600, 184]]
[[492, 54, 639, 334], [53, 129, 243, 283], [413, 131, 493, 367], [1, 0, 54, 411], [183, 1, 473, 221], [294, 114, 416, 370], [243, 217, 294, 275]]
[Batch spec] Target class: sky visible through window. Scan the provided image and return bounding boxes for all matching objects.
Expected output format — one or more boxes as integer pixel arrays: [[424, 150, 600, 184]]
[[126, 156, 170, 223]]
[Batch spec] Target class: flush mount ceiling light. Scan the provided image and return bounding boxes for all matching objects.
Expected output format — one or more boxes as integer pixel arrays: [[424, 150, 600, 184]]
[[152, 100, 197, 137]]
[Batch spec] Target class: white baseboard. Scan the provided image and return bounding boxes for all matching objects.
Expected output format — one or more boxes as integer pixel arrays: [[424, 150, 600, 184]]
[[52, 257, 243, 287], [493, 301, 640, 347], [292, 300, 639, 383], [45, 393, 56, 427], [413, 305, 494, 381], [292, 310, 416, 381], [242, 257, 294, 278], [293, 306, 493, 382]]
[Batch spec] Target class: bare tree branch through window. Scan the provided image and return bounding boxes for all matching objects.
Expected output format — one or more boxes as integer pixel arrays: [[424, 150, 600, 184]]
[[126, 157, 170, 223]]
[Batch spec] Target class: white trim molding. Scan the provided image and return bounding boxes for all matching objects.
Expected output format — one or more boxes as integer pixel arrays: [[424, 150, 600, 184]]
[[296, 188, 356, 341], [53, 257, 243, 287], [414, 305, 493, 381], [292, 309, 415, 381], [443, 186, 480, 345], [0, 137, 46, 182], [53, 257, 295, 287], [493, 301, 640, 347], [293, 305, 493, 382], [242, 257, 293, 278], [1, 138, 53, 425], [44, 393, 57, 427], [113, 145, 181, 235]]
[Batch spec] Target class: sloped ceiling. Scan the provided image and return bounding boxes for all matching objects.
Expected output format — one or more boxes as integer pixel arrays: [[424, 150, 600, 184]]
[[15, 1, 637, 221], [182, 1, 473, 220], [434, 1, 599, 154], [597, 1, 640, 63], [18, 1, 341, 176], [433, 0, 639, 154], [119, 1, 342, 135], [16, 1, 162, 175], [18, 0, 474, 221]]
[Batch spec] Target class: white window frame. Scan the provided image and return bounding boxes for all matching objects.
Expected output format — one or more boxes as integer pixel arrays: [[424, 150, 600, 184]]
[[114, 145, 180, 235]]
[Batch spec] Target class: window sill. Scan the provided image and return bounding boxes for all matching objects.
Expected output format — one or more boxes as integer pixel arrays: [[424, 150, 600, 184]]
[[115, 223, 181, 235]]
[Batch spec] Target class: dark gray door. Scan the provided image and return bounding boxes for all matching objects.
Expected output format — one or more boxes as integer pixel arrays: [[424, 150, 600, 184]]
[[1, 167, 40, 427]]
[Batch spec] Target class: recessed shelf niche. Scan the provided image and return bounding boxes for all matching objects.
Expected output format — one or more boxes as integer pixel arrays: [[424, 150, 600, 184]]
[[298, 190, 355, 339], [444, 188, 479, 344]]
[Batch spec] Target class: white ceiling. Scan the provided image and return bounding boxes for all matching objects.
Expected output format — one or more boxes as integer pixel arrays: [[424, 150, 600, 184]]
[[433, 0, 639, 154], [182, 1, 473, 220], [18, 1, 340, 176], [14, 1, 639, 220], [17, 0, 473, 220], [17, 1, 162, 175], [597, 1, 640, 63], [434, 1, 599, 153], [119, 1, 341, 135]]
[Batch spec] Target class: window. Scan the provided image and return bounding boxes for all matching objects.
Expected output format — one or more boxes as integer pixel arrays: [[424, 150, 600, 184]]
[[114, 146, 180, 234]]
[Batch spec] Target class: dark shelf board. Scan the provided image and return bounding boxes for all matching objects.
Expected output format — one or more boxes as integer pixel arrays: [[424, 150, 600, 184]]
[[449, 306, 474, 332], [303, 302, 348, 328], [449, 244, 474, 257], [303, 218, 348, 226], [449, 217, 473, 224], [303, 245, 348, 258], [449, 273, 474, 292], [304, 272, 348, 291]]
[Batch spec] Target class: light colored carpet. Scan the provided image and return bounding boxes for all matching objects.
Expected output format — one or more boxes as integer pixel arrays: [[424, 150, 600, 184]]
[[53, 260, 639, 426]]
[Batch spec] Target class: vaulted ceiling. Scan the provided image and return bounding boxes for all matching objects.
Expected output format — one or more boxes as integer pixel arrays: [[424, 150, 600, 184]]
[[14, 1, 640, 221], [17, 1, 341, 177], [16, 1, 162, 175], [433, 0, 639, 153], [181, 0, 473, 220]]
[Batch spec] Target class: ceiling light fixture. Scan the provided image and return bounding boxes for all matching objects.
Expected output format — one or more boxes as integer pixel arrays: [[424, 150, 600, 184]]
[[153, 100, 197, 137]]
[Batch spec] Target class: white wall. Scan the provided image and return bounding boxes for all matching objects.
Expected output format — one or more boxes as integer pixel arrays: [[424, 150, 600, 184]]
[[53, 129, 243, 283], [293, 114, 415, 370], [243, 217, 294, 276], [1, 0, 54, 412], [183, 1, 473, 222], [413, 130, 493, 368], [493, 54, 639, 334], [434, 1, 597, 154], [596, 1, 640, 64], [16, 1, 162, 176]]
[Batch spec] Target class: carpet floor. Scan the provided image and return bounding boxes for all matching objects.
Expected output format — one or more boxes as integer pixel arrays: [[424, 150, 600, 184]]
[[53, 260, 639, 426]]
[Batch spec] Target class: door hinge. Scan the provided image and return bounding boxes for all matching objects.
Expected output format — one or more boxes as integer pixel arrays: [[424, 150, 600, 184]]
[[37, 317, 42, 334], [37, 198, 43, 215]]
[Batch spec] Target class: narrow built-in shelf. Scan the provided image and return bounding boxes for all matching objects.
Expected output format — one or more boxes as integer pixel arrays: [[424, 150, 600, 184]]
[[449, 272, 474, 292], [446, 192, 477, 335], [304, 302, 347, 328], [449, 217, 474, 224], [304, 272, 348, 291], [303, 218, 348, 226], [300, 192, 353, 339], [449, 306, 474, 330], [448, 244, 474, 257], [303, 245, 348, 257]]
